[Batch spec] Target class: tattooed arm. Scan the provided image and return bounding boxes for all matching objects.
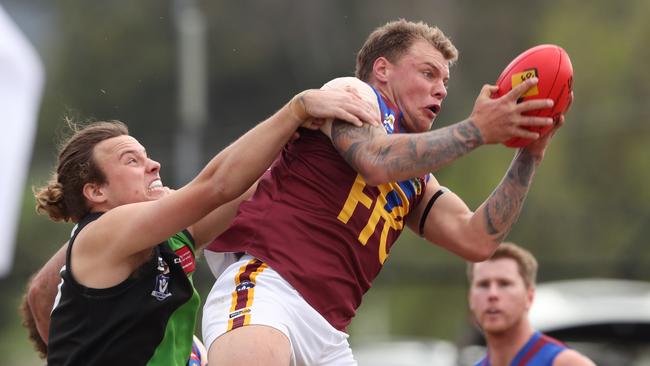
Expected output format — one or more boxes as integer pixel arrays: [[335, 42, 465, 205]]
[[321, 77, 553, 186], [405, 118, 564, 261], [402, 149, 537, 261], [319, 76, 560, 260], [330, 118, 483, 185]]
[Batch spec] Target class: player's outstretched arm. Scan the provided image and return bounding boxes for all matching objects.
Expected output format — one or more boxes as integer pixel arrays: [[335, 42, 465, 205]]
[[81, 88, 380, 260], [406, 115, 565, 261], [425, 148, 544, 260], [476, 148, 540, 243], [404, 152, 535, 261], [325, 77, 554, 186], [331, 116, 483, 186], [471, 113, 565, 247], [187, 88, 380, 248], [405, 177, 502, 261]]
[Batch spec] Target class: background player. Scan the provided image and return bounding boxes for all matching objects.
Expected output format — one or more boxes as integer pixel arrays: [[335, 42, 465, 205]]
[[467, 243, 595, 366]]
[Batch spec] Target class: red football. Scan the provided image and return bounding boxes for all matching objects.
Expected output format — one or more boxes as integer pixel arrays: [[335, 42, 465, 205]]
[[493, 44, 574, 147]]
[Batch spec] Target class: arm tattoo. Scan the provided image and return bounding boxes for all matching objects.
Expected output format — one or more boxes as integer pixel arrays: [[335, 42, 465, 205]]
[[483, 149, 538, 242], [330, 118, 484, 181], [330, 121, 378, 173]]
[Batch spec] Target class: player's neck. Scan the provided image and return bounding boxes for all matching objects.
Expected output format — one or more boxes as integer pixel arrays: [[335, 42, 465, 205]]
[[485, 321, 535, 366], [369, 81, 398, 112]]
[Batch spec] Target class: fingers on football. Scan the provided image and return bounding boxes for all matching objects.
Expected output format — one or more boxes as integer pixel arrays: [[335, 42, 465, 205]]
[[516, 128, 540, 140], [340, 103, 369, 127], [343, 86, 362, 100], [507, 77, 538, 100], [352, 101, 381, 126], [311, 118, 325, 128], [341, 111, 363, 127], [520, 116, 554, 127], [516, 98, 554, 113], [479, 84, 498, 98]]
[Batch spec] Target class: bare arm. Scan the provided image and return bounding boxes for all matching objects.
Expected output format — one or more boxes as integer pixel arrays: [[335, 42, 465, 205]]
[[19, 288, 47, 359], [478, 149, 538, 243], [97, 88, 379, 251], [189, 182, 257, 249], [408, 150, 539, 261], [186, 87, 380, 248], [27, 243, 67, 343], [72, 88, 379, 288], [472, 115, 566, 249], [331, 119, 483, 186], [407, 117, 565, 261], [85, 96, 308, 257], [326, 77, 553, 186]]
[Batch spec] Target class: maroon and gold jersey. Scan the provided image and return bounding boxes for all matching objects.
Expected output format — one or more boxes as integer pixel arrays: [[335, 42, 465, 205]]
[[207, 86, 428, 331]]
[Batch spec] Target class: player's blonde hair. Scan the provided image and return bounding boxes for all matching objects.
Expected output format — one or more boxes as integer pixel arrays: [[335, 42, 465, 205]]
[[466, 242, 538, 289], [355, 19, 458, 82]]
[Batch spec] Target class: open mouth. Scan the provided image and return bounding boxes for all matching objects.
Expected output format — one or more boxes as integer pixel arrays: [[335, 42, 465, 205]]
[[427, 104, 440, 115], [148, 179, 163, 190]]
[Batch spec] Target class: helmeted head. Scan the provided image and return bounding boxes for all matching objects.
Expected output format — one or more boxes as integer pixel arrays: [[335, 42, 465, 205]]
[[466, 243, 538, 335], [355, 19, 458, 133]]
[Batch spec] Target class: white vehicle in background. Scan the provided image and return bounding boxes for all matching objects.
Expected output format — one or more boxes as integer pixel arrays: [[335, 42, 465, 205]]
[[458, 278, 650, 366]]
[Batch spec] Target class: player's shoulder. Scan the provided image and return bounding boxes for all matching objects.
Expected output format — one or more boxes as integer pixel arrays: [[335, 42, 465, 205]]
[[318, 77, 381, 139], [552, 348, 596, 366], [321, 77, 377, 103], [322, 76, 368, 89]]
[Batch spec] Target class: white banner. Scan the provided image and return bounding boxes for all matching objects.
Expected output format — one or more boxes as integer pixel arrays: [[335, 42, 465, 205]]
[[0, 5, 44, 277]]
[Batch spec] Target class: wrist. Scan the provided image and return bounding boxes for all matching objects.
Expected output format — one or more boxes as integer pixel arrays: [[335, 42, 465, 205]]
[[516, 148, 542, 167], [288, 90, 310, 122], [458, 119, 485, 148]]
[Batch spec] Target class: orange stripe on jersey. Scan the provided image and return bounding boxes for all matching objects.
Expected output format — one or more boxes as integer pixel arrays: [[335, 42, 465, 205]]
[[227, 259, 267, 331]]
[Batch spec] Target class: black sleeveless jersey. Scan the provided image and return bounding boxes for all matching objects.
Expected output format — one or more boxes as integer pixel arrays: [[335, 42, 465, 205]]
[[47, 212, 200, 366]]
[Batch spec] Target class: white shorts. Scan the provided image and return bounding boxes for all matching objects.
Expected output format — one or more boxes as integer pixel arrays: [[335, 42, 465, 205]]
[[202, 254, 357, 366]]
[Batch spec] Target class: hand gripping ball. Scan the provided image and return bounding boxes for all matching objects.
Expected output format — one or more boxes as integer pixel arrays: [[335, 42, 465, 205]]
[[493, 44, 574, 147]]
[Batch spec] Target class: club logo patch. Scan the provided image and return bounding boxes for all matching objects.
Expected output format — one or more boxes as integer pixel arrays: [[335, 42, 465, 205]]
[[511, 68, 539, 97], [383, 113, 395, 133], [151, 274, 172, 301], [236, 280, 255, 292]]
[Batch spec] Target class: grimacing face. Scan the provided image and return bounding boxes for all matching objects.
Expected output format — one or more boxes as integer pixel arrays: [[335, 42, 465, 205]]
[[468, 258, 534, 335], [383, 39, 450, 133], [91, 135, 167, 209]]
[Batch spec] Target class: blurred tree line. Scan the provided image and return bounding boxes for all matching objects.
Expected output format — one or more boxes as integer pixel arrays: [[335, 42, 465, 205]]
[[2, 0, 649, 364]]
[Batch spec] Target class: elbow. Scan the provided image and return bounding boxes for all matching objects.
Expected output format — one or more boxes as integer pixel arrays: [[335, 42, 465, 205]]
[[450, 229, 499, 262], [205, 171, 252, 207], [27, 277, 44, 311], [355, 161, 391, 187], [464, 239, 499, 262], [360, 172, 388, 187], [204, 179, 233, 206], [455, 215, 501, 262]]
